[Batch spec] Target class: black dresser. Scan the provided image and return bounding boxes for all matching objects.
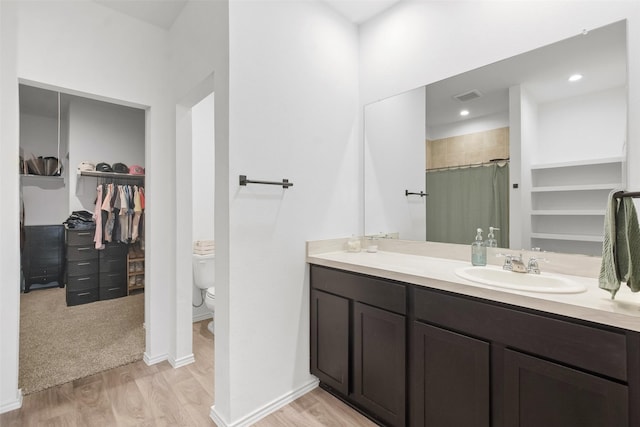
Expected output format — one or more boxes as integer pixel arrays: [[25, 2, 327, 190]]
[[65, 227, 100, 306], [22, 225, 65, 293], [65, 226, 129, 306]]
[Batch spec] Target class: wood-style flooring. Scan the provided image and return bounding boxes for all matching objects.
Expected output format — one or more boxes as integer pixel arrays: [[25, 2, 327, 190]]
[[0, 320, 377, 426]]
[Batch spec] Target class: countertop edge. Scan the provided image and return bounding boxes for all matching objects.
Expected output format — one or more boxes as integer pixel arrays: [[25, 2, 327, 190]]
[[307, 254, 640, 333]]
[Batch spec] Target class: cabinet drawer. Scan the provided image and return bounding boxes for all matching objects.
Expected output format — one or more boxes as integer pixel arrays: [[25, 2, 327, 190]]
[[66, 229, 95, 246], [67, 273, 99, 291], [413, 287, 627, 381], [99, 284, 127, 300], [25, 225, 64, 244], [100, 257, 126, 273], [100, 242, 128, 260], [67, 245, 99, 261], [100, 271, 126, 288], [67, 287, 99, 306], [311, 265, 406, 315], [67, 259, 99, 276]]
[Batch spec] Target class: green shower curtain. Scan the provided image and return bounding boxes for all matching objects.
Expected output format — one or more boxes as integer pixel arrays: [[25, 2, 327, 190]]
[[426, 163, 509, 247]]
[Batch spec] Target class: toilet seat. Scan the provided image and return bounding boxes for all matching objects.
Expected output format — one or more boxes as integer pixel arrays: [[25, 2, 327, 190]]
[[206, 287, 215, 299]]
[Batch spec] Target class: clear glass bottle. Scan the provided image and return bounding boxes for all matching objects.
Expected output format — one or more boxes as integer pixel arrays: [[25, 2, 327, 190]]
[[471, 228, 487, 266], [485, 226, 500, 248]]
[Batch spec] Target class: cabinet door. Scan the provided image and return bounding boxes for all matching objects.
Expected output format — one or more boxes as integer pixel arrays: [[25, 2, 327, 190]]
[[503, 349, 628, 427], [310, 289, 350, 395], [410, 321, 490, 427], [353, 302, 406, 427]]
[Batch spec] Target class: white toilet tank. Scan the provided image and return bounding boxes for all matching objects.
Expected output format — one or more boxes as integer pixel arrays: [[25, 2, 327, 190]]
[[193, 252, 215, 290]]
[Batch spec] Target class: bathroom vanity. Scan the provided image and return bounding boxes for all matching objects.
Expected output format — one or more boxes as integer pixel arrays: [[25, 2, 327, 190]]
[[308, 240, 640, 427]]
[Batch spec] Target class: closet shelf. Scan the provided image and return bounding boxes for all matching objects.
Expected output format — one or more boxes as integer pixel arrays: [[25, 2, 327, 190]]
[[530, 156, 626, 170], [20, 174, 64, 182], [531, 183, 623, 193], [78, 170, 145, 179], [530, 210, 605, 216], [530, 233, 603, 242]]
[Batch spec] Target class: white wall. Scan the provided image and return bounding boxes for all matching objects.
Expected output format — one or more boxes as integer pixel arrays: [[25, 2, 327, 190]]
[[427, 111, 509, 141], [221, 0, 359, 424], [20, 113, 69, 225], [535, 86, 626, 163], [360, 1, 640, 209], [364, 87, 426, 240], [0, 0, 23, 413], [1, 0, 177, 412], [68, 96, 145, 213], [192, 92, 215, 321], [169, 0, 229, 375]]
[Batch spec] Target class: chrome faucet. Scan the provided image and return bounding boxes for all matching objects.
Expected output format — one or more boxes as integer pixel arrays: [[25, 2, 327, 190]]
[[526, 256, 547, 274], [498, 253, 526, 272]]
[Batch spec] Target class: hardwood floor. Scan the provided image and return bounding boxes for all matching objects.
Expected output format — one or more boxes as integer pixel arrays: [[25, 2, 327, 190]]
[[0, 320, 376, 426]]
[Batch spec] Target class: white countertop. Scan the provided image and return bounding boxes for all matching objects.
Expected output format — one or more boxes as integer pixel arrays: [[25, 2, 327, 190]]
[[307, 249, 640, 332]]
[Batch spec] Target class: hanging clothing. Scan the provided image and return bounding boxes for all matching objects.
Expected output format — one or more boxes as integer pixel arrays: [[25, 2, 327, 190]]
[[93, 185, 105, 250]]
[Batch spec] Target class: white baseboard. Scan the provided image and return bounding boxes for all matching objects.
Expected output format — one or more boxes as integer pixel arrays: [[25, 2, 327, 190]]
[[143, 352, 168, 366], [0, 389, 23, 414], [209, 377, 319, 427], [169, 353, 195, 368], [192, 312, 213, 323]]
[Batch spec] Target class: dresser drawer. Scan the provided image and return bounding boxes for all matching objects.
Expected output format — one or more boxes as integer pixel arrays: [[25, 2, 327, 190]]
[[99, 283, 127, 300], [67, 245, 98, 261], [66, 287, 99, 306], [100, 271, 126, 287], [67, 259, 99, 276], [66, 273, 99, 291], [100, 242, 128, 260], [66, 229, 95, 246], [100, 257, 126, 273]]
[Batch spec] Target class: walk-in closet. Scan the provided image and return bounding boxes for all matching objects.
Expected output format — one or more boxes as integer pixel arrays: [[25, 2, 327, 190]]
[[18, 84, 146, 395]]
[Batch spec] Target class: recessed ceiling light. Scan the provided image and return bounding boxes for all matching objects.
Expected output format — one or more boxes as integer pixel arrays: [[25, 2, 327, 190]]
[[460, 110, 469, 116], [568, 74, 583, 82]]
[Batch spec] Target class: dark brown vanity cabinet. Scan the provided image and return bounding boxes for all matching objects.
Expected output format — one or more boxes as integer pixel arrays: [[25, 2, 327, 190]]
[[310, 265, 640, 427], [310, 265, 407, 427], [412, 286, 635, 427]]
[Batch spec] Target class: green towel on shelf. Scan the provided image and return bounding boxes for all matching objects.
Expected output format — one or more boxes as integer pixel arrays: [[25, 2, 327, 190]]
[[599, 191, 640, 298]]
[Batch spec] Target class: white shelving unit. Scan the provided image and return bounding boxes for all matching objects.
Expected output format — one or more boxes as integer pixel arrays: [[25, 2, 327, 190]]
[[529, 157, 625, 256]]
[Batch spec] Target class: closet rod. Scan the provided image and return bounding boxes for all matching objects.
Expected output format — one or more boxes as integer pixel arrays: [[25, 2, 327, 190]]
[[426, 158, 509, 172], [239, 175, 293, 189], [613, 190, 640, 199]]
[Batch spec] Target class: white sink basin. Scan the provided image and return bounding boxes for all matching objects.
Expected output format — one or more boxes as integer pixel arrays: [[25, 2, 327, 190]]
[[455, 266, 587, 294]]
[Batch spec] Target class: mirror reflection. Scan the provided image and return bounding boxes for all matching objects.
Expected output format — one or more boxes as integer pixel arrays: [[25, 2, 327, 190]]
[[364, 20, 627, 256]]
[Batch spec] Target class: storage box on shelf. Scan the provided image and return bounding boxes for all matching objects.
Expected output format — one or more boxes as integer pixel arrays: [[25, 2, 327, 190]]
[[127, 244, 145, 294], [529, 157, 626, 255]]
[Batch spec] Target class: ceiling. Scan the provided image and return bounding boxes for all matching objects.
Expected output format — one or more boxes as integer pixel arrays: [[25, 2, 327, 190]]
[[92, 0, 400, 29], [425, 20, 627, 129]]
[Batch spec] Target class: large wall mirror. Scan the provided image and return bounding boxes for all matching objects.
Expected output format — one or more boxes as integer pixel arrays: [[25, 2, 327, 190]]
[[364, 20, 627, 256]]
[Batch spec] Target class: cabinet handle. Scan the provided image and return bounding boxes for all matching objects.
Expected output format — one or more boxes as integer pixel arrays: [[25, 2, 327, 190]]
[[108, 274, 119, 277], [77, 292, 90, 296], [78, 262, 90, 266], [77, 247, 91, 251], [108, 287, 119, 291], [77, 277, 91, 281], [77, 232, 91, 236]]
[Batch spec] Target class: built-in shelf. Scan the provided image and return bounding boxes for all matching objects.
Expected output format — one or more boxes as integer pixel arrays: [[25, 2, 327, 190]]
[[530, 233, 604, 242], [530, 156, 626, 170], [530, 210, 605, 216], [528, 156, 625, 256], [78, 170, 145, 179], [530, 183, 623, 193], [20, 174, 64, 182]]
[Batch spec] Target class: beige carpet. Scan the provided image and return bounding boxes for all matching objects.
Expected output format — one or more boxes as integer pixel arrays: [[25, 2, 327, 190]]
[[19, 287, 144, 395]]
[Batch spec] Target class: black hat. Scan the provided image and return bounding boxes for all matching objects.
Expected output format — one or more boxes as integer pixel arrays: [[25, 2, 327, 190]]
[[96, 162, 113, 172], [112, 162, 129, 174]]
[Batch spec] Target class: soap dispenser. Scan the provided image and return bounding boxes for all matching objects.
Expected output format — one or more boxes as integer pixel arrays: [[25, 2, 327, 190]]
[[485, 227, 500, 248], [471, 228, 487, 266]]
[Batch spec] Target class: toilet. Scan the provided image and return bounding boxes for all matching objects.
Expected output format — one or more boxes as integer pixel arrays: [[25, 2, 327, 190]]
[[193, 251, 215, 334]]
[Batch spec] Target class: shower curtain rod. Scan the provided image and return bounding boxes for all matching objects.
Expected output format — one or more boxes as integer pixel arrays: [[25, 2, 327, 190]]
[[614, 190, 640, 199], [426, 158, 509, 172]]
